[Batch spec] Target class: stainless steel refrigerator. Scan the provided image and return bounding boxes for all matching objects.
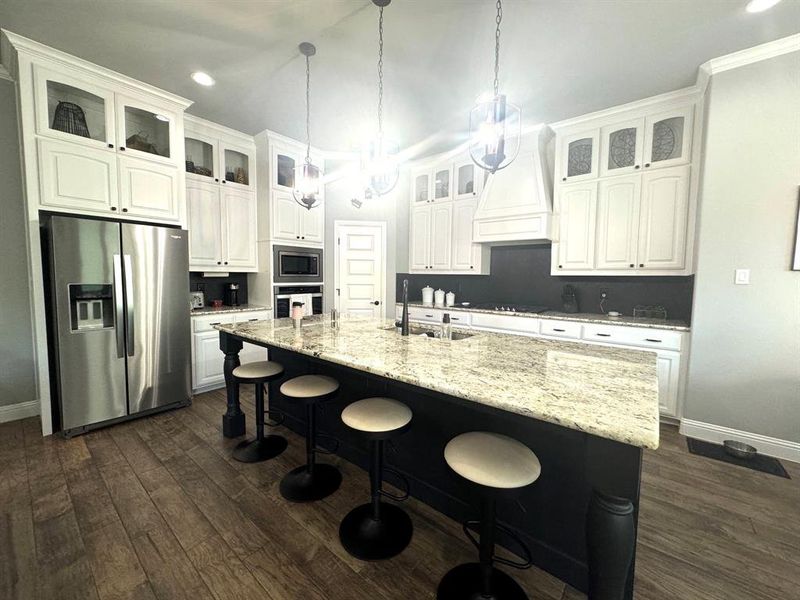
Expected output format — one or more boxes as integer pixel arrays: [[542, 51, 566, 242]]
[[43, 215, 191, 436]]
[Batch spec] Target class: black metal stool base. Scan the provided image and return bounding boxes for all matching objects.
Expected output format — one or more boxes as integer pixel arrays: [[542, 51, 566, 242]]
[[339, 502, 413, 561], [436, 563, 529, 600], [232, 435, 288, 463], [280, 463, 341, 503]]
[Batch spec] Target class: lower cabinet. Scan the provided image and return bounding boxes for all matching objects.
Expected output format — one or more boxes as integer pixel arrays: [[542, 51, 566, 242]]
[[191, 311, 269, 393], [655, 350, 681, 417]]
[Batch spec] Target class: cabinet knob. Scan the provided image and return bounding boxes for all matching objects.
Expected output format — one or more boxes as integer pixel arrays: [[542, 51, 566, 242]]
[[107, 143, 114, 149], [222, 180, 226, 184], [634, 165, 640, 169], [120, 147, 126, 151], [644, 163, 650, 167], [224, 261, 228, 265], [296, 236, 300, 239], [301, 236, 305, 240], [629, 264, 634, 268], [562, 177, 567, 182], [215, 178, 219, 182], [558, 265, 562, 268], [639, 263, 644, 268], [110, 206, 117, 211], [217, 261, 222, 265], [470, 266, 474, 269], [122, 208, 128, 213]]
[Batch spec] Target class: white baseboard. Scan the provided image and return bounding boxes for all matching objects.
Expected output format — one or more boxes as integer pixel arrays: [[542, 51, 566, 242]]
[[0, 399, 40, 423], [680, 418, 800, 464]]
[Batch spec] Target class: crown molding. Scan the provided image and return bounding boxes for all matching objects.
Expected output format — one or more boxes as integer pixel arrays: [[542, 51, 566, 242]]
[[1, 28, 193, 109], [701, 33, 800, 75], [184, 113, 256, 147]]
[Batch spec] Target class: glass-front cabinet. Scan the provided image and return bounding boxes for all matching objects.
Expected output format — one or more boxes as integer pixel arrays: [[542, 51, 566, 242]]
[[454, 159, 480, 200], [33, 65, 116, 149], [185, 134, 217, 181], [412, 169, 430, 203], [558, 130, 599, 183], [600, 118, 645, 177], [643, 106, 694, 170], [433, 166, 452, 201], [116, 95, 176, 164], [221, 143, 253, 188], [271, 143, 300, 191]]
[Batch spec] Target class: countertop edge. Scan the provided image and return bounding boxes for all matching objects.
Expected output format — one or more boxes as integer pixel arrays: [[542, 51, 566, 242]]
[[191, 305, 270, 316]]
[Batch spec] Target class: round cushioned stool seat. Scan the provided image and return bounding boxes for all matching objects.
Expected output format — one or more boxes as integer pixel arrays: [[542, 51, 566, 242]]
[[280, 374, 339, 400], [232, 361, 283, 381], [341, 397, 412, 433], [445, 432, 541, 489]]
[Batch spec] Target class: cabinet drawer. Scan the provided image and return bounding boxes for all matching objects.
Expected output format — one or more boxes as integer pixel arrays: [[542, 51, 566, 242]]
[[471, 313, 539, 335], [582, 324, 682, 351], [539, 320, 582, 339], [235, 310, 271, 323], [446, 311, 471, 327], [192, 314, 232, 333], [408, 307, 443, 323]]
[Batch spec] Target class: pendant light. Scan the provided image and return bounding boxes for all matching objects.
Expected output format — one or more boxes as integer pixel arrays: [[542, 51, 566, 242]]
[[468, 0, 521, 174], [361, 0, 399, 197], [294, 42, 323, 210]]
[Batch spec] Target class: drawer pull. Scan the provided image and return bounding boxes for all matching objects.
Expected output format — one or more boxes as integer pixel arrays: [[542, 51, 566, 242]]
[[595, 333, 611, 337], [645, 338, 662, 343], [424, 314, 433, 318], [248, 318, 259, 321], [553, 328, 566, 332], [210, 322, 221, 326]]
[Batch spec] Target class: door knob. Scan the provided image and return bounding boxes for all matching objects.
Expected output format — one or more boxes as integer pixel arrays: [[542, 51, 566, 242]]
[[371, 301, 380, 306]]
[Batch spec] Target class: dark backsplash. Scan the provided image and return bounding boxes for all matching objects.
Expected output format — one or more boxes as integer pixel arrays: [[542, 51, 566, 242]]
[[189, 272, 249, 306], [397, 244, 694, 322]]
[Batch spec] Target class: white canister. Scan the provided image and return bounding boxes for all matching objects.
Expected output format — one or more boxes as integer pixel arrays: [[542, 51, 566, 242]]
[[434, 289, 445, 307], [445, 291, 455, 307], [421, 285, 434, 305]]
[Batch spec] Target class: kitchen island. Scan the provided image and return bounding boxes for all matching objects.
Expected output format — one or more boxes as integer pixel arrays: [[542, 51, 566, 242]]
[[216, 316, 660, 597]]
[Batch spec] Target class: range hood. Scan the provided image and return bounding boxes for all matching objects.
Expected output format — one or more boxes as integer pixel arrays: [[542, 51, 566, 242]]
[[472, 125, 554, 244]]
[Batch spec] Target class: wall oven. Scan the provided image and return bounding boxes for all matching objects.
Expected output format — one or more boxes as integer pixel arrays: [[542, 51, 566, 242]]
[[273, 244, 323, 284], [274, 285, 323, 319]]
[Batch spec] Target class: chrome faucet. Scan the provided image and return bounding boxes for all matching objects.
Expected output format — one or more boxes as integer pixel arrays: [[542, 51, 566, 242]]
[[401, 279, 410, 336]]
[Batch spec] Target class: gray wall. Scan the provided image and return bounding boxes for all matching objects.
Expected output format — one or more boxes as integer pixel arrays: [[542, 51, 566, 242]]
[[0, 78, 37, 408], [684, 52, 800, 442], [323, 164, 409, 318]]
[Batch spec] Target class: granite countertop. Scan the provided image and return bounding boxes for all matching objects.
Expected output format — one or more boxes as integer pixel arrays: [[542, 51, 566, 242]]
[[215, 316, 660, 449], [191, 304, 269, 316], [401, 302, 690, 331]]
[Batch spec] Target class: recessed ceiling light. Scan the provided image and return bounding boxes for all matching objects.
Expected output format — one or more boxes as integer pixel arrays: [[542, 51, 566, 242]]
[[745, 0, 782, 13], [191, 71, 215, 86]]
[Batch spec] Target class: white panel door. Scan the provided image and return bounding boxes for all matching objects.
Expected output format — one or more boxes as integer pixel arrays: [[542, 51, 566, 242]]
[[336, 223, 385, 318], [186, 181, 222, 269], [272, 191, 300, 241], [410, 205, 432, 271], [118, 154, 179, 221], [193, 331, 225, 389], [38, 138, 118, 213], [556, 182, 597, 271], [638, 165, 689, 270], [596, 175, 641, 270], [222, 188, 257, 270], [599, 118, 645, 177], [557, 129, 600, 183], [300, 201, 324, 243], [451, 199, 478, 271], [656, 351, 681, 417], [643, 105, 694, 171], [430, 202, 453, 270]]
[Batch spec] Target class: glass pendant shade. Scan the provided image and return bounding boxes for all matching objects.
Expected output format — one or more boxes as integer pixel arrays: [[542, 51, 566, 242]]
[[361, 135, 399, 197], [469, 93, 521, 174], [294, 161, 322, 210]]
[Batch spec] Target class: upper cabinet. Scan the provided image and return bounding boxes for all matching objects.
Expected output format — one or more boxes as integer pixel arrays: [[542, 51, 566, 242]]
[[183, 116, 258, 271], [454, 159, 480, 200], [8, 32, 192, 225], [551, 91, 700, 277]]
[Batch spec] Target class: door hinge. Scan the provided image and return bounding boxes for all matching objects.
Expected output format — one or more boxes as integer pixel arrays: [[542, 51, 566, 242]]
[[336, 288, 340, 297], [337, 237, 340, 245]]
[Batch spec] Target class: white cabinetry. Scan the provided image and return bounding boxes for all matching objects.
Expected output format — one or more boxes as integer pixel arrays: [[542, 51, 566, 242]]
[[551, 91, 700, 276], [408, 151, 489, 274], [191, 310, 270, 392], [184, 116, 258, 272]]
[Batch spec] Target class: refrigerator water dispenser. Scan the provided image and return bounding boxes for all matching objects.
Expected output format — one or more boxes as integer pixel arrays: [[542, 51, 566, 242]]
[[68, 284, 113, 331]]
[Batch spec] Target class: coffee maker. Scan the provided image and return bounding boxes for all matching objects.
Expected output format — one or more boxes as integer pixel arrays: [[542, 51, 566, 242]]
[[225, 283, 240, 306]]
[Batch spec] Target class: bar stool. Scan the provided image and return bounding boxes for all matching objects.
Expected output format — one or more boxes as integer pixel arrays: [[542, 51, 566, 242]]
[[338, 397, 413, 561], [279, 374, 342, 502], [437, 431, 541, 600], [231, 361, 288, 463]]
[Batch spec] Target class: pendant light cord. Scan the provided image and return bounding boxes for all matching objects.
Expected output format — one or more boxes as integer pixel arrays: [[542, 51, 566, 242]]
[[377, 5, 384, 137], [305, 53, 312, 164], [494, 0, 502, 97]]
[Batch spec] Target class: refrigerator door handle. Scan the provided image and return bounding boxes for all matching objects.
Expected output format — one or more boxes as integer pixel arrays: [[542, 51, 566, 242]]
[[123, 254, 135, 356], [113, 254, 125, 359]]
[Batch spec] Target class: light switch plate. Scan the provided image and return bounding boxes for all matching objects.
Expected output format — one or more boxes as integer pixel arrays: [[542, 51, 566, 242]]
[[734, 269, 750, 285]]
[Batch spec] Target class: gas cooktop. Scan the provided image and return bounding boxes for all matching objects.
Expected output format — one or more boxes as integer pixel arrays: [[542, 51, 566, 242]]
[[472, 303, 549, 314]]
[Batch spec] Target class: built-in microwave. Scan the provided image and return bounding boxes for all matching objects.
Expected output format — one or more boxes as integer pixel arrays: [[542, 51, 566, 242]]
[[273, 244, 323, 284]]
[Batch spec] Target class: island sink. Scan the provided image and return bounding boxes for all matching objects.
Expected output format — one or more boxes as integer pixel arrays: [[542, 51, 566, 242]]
[[382, 324, 476, 340]]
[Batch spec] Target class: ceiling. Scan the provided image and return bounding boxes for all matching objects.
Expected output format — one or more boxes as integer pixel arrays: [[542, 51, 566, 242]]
[[1, 1, 799, 158]]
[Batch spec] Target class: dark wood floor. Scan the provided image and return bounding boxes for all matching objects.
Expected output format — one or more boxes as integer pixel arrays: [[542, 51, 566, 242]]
[[1, 389, 798, 600]]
